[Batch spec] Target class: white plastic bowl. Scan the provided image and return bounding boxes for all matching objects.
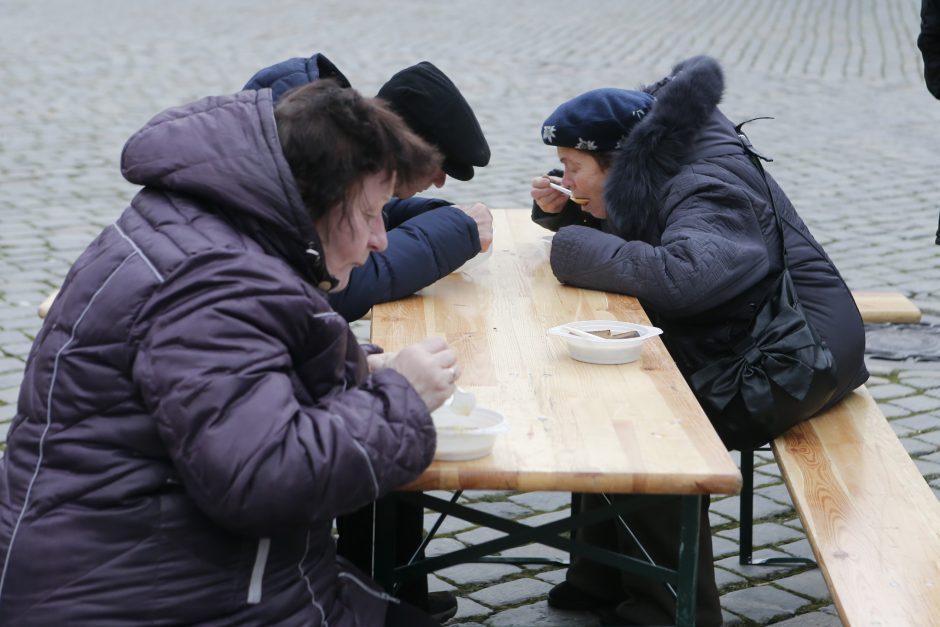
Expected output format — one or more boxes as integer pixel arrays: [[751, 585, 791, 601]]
[[431, 404, 509, 461], [548, 320, 663, 365], [453, 245, 493, 274]]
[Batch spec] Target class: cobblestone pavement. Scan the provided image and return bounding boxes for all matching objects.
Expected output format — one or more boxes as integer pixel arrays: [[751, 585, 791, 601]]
[[2, 1, 940, 625]]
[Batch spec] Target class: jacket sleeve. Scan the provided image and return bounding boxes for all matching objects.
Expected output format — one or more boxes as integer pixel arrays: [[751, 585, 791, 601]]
[[920, 0, 940, 99], [383, 196, 452, 229], [329, 205, 481, 321], [132, 251, 436, 535], [550, 180, 771, 317]]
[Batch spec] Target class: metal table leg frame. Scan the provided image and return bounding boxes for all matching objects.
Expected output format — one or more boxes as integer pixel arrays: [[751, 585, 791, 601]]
[[675, 495, 701, 627], [380, 492, 685, 593]]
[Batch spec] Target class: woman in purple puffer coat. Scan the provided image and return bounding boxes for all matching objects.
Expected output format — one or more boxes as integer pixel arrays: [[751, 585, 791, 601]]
[[0, 80, 457, 626]]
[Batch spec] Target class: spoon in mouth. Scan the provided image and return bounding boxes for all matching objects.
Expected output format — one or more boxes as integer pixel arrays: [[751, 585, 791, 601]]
[[548, 181, 590, 205]]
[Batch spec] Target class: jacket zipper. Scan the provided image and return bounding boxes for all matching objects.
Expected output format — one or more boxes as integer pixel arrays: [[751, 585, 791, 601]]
[[247, 538, 271, 604]]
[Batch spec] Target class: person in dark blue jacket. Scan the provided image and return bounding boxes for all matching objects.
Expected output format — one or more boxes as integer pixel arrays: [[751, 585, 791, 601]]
[[244, 54, 493, 322]]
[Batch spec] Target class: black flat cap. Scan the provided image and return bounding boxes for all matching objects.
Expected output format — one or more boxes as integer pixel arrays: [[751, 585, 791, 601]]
[[377, 62, 490, 181]]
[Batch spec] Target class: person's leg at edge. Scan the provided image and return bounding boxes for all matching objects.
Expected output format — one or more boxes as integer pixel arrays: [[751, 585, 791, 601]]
[[602, 495, 721, 627], [549, 492, 631, 610]]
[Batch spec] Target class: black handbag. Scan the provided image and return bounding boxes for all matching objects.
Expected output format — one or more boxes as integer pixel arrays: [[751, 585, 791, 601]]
[[687, 130, 838, 451]]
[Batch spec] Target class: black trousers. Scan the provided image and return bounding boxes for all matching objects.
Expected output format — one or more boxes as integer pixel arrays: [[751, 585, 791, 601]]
[[336, 498, 429, 609], [565, 494, 722, 627]]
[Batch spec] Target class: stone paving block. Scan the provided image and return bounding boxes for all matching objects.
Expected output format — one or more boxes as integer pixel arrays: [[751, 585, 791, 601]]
[[773, 569, 832, 602], [714, 565, 747, 590], [913, 457, 940, 477], [719, 584, 808, 623], [756, 482, 795, 505], [497, 543, 568, 567], [486, 601, 599, 627], [508, 491, 570, 513], [769, 611, 844, 626], [533, 568, 566, 585], [424, 513, 476, 535], [755, 463, 783, 479], [892, 414, 940, 433], [465, 500, 531, 520], [450, 597, 491, 622], [890, 394, 940, 414], [876, 402, 913, 419], [435, 561, 522, 585], [716, 521, 805, 548], [456, 526, 505, 545], [468, 577, 553, 606], [890, 421, 917, 437], [716, 548, 806, 580], [428, 573, 456, 592], [777, 539, 817, 562], [900, 436, 937, 457], [518, 509, 570, 527], [912, 428, 940, 446], [712, 533, 739, 559], [448, 623, 486, 627], [720, 609, 745, 626], [0, 372, 24, 390], [0, 388, 20, 405], [867, 383, 916, 400], [0, 358, 25, 375], [427, 537, 467, 557], [711, 493, 793, 522]]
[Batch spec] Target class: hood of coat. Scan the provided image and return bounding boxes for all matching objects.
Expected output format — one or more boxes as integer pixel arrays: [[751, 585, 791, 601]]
[[604, 55, 740, 242], [242, 52, 351, 102], [120, 89, 336, 288]]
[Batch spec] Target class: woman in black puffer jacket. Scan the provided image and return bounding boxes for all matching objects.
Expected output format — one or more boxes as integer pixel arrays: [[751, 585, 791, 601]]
[[529, 56, 867, 626]]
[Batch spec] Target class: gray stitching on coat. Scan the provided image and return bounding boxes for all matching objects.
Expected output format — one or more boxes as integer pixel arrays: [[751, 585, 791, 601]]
[[336, 572, 399, 604], [297, 530, 329, 627], [330, 413, 379, 500], [0, 252, 139, 602], [113, 222, 165, 283]]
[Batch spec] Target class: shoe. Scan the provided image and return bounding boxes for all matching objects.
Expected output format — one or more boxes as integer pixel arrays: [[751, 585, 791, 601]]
[[546, 581, 618, 611], [427, 590, 458, 623]]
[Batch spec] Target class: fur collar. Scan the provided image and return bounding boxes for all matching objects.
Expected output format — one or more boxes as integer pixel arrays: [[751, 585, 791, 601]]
[[604, 56, 725, 242]]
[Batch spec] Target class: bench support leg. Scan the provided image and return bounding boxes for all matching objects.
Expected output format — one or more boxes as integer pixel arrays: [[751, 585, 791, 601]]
[[739, 448, 816, 567]]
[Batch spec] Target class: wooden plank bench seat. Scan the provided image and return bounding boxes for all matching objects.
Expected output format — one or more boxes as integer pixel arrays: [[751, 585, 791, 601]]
[[852, 291, 922, 324], [745, 387, 940, 625]]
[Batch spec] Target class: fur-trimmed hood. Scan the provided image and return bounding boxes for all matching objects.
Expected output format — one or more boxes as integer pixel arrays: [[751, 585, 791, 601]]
[[604, 55, 742, 241]]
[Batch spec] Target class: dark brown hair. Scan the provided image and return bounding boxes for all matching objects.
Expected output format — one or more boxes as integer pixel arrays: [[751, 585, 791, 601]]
[[274, 79, 442, 221], [590, 150, 615, 171]]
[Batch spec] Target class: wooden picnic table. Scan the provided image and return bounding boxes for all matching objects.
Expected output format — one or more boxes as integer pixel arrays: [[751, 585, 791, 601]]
[[370, 208, 741, 626]]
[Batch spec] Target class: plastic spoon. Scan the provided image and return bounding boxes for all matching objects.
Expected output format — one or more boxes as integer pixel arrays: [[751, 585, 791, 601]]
[[560, 325, 601, 340], [548, 181, 590, 205], [451, 386, 477, 416]]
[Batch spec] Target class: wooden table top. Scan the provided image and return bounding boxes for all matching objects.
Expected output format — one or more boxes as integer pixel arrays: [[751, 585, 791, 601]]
[[372, 209, 741, 495]]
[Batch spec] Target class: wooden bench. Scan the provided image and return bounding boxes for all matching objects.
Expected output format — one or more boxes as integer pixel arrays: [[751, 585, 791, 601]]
[[741, 386, 940, 625], [852, 291, 922, 324]]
